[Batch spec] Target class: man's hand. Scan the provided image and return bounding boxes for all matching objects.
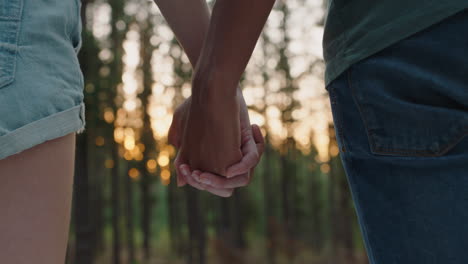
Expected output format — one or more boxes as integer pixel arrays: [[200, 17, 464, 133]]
[[168, 89, 265, 197], [175, 89, 243, 178]]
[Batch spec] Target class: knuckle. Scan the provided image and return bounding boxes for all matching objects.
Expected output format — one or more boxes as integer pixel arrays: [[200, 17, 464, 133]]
[[216, 180, 227, 188], [238, 165, 248, 173], [253, 152, 260, 162]]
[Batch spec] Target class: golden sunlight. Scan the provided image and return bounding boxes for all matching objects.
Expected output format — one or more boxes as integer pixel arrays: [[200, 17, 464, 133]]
[[157, 152, 170, 167], [161, 169, 171, 181], [128, 168, 140, 180]]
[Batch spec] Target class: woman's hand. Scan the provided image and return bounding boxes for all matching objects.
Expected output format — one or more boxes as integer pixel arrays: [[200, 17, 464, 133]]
[[184, 124, 265, 197], [168, 89, 264, 197]]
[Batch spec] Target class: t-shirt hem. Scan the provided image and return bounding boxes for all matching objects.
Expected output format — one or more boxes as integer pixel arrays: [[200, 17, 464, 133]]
[[324, 6, 468, 87]]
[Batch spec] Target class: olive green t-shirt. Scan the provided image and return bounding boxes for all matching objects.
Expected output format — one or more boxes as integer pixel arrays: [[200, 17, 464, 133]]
[[322, 1, 468, 86]]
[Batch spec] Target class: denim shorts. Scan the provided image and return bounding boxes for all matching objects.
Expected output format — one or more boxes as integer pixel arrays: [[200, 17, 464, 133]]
[[0, 0, 85, 160], [326, 9, 468, 264]]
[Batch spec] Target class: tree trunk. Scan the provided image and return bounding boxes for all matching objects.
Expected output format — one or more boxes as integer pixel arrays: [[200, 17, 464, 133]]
[[168, 170, 182, 256], [108, 0, 126, 262], [185, 188, 206, 264], [72, 0, 95, 261], [263, 139, 277, 264], [73, 131, 93, 264], [111, 146, 121, 264], [138, 13, 155, 261], [125, 162, 135, 263]]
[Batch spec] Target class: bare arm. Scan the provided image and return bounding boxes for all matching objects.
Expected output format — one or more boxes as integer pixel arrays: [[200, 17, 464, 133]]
[[176, 0, 274, 178], [153, 0, 210, 66], [192, 0, 276, 102], [155, 0, 275, 89]]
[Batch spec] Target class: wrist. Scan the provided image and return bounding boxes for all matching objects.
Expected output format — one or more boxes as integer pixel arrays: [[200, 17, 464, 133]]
[[190, 84, 239, 119], [191, 66, 238, 104]]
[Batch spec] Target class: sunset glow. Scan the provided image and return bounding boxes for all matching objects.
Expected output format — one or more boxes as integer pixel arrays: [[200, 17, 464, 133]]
[[89, 0, 332, 182]]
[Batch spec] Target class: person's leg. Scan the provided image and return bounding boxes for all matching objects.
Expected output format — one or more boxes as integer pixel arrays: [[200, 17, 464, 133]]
[[0, 132, 76, 264], [326, 9, 468, 264]]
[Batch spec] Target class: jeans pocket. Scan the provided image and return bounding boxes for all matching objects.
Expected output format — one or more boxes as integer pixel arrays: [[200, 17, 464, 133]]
[[347, 60, 468, 157], [0, 0, 23, 89]]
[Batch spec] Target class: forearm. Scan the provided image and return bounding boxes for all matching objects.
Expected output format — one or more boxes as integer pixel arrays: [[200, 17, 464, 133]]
[[153, 0, 210, 66], [192, 0, 276, 101]]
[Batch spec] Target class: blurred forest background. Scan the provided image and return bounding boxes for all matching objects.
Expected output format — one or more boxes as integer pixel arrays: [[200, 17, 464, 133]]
[[68, 0, 369, 263]]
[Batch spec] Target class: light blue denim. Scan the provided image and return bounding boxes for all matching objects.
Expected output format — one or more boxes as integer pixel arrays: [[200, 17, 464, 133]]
[[0, 0, 85, 160], [326, 9, 468, 264]]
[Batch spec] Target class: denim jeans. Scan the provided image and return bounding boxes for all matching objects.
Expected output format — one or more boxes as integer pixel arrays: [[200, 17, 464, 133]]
[[326, 9, 468, 264], [0, 0, 85, 160]]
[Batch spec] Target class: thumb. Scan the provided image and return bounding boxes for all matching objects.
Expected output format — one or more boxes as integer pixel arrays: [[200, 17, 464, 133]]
[[168, 122, 179, 148], [174, 152, 187, 187], [252, 124, 265, 157]]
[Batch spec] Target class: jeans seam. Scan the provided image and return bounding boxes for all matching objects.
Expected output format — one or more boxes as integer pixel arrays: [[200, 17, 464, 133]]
[[328, 81, 348, 153], [14, 0, 23, 83], [70, 0, 82, 53], [372, 129, 468, 156], [343, 154, 378, 264], [0, 0, 23, 89], [347, 66, 377, 155]]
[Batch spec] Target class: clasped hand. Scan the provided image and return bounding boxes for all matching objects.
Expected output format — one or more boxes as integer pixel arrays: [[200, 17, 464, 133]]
[[168, 88, 264, 197]]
